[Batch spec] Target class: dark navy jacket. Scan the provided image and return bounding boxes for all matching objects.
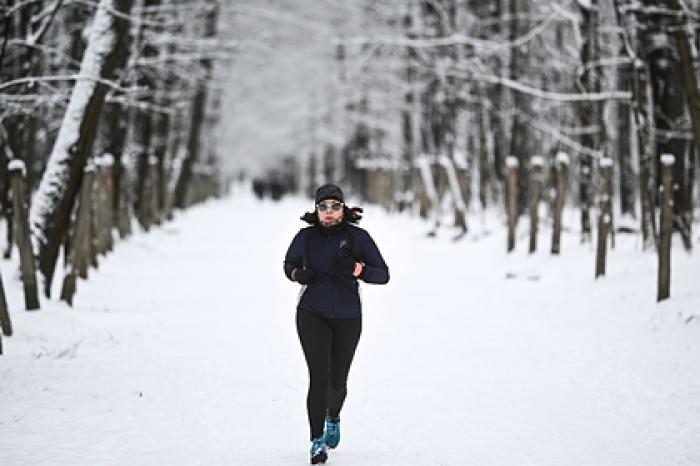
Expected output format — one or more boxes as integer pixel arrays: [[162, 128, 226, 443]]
[[284, 223, 389, 318]]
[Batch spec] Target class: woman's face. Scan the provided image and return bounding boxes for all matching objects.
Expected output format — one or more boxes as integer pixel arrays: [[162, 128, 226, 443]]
[[317, 199, 344, 227]]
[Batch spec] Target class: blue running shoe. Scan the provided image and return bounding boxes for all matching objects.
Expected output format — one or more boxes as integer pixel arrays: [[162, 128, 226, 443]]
[[324, 418, 340, 449], [310, 436, 328, 464]]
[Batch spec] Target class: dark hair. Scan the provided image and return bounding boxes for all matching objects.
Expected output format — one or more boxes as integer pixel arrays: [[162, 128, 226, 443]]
[[300, 204, 363, 225]]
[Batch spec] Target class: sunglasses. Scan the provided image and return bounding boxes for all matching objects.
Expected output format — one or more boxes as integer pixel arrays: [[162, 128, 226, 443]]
[[316, 202, 344, 212]]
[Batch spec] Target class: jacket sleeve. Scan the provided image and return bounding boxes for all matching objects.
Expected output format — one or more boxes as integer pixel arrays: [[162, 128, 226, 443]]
[[357, 231, 389, 284], [283, 229, 306, 281]]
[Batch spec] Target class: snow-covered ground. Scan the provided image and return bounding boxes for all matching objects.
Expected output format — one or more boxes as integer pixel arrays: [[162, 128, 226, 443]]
[[1, 189, 699, 466]]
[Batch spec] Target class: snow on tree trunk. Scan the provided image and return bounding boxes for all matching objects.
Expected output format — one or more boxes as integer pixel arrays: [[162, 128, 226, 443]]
[[29, 0, 133, 297]]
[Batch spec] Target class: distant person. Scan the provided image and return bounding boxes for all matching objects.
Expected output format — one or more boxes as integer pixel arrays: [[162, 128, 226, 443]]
[[269, 178, 283, 201], [283, 183, 389, 464], [252, 177, 265, 199]]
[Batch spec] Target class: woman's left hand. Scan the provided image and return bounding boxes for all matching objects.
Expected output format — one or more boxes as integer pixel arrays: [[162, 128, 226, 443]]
[[352, 262, 363, 278]]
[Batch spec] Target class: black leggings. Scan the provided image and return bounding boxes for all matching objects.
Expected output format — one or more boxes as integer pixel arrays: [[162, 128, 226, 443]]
[[296, 309, 362, 440]]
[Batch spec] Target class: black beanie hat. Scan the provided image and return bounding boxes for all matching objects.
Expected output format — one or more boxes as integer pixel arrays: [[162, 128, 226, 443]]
[[315, 183, 344, 204]]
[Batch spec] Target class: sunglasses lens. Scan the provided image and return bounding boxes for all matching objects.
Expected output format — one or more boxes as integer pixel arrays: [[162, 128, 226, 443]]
[[317, 203, 343, 212]]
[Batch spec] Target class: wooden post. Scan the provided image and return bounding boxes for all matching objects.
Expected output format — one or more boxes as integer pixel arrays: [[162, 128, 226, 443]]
[[8, 160, 39, 310], [78, 165, 96, 279], [116, 160, 132, 239], [551, 151, 570, 255], [506, 156, 519, 252], [529, 156, 544, 253], [61, 164, 95, 305], [94, 154, 115, 254], [148, 155, 160, 225], [595, 157, 614, 278], [0, 270, 12, 338], [657, 154, 674, 301], [93, 156, 107, 255]]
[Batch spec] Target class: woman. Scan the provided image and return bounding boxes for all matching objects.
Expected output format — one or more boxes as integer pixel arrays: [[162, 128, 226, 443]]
[[283, 183, 390, 464]]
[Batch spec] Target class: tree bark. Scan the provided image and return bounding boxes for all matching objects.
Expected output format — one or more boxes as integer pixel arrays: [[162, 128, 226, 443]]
[[657, 154, 674, 301], [174, 0, 219, 209], [529, 157, 543, 253], [508, 0, 532, 214], [506, 156, 519, 252], [0, 269, 12, 338], [60, 164, 95, 305], [9, 162, 40, 310], [595, 158, 613, 277], [551, 152, 569, 255], [617, 53, 636, 217], [577, 0, 603, 242]]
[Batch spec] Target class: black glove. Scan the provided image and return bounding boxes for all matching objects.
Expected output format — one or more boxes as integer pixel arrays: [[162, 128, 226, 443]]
[[294, 268, 314, 285], [335, 254, 357, 277]]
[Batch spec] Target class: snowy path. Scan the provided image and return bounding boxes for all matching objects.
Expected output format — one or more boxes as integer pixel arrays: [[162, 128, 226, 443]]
[[2, 192, 699, 466]]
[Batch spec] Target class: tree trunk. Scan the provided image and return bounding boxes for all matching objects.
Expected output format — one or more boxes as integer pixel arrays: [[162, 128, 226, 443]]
[[29, 0, 134, 297], [617, 53, 636, 217], [529, 157, 544, 253], [613, 0, 657, 249], [657, 154, 674, 301], [670, 0, 699, 246], [577, 0, 603, 242], [60, 164, 95, 305], [0, 269, 12, 338], [9, 161, 40, 310], [508, 0, 531, 214], [506, 156, 519, 252], [174, 0, 219, 209], [595, 158, 613, 277], [552, 152, 570, 255]]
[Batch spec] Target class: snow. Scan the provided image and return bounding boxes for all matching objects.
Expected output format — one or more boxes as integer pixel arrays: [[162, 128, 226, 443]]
[[661, 153, 676, 166], [7, 159, 26, 175], [599, 156, 614, 168], [530, 155, 544, 167], [453, 151, 468, 170], [95, 153, 115, 167], [1, 189, 699, 465], [556, 151, 570, 165]]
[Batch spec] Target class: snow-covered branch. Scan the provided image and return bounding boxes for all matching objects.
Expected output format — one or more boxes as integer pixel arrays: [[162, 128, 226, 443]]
[[0, 74, 134, 94], [450, 70, 632, 103], [338, 9, 561, 54]]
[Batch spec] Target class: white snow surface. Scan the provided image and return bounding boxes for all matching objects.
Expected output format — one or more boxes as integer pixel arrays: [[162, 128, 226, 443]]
[[2, 189, 699, 466]]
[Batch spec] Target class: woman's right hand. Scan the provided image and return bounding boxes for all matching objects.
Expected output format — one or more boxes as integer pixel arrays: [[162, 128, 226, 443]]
[[293, 268, 315, 285]]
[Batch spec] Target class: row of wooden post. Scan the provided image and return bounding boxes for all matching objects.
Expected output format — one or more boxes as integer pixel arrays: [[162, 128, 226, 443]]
[[505, 152, 675, 301], [0, 155, 222, 354], [507, 152, 571, 256], [61, 155, 125, 305]]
